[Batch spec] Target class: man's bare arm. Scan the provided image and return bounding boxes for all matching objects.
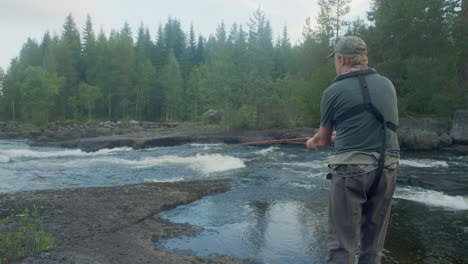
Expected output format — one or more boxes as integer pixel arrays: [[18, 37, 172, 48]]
[[306, 127, 335, 150]]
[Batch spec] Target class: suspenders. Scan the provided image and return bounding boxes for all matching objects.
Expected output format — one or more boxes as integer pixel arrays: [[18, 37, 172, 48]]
[[333, 70, 397, 190]]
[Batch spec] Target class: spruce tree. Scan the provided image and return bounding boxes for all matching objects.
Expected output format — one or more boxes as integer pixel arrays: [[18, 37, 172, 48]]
[[56, 13, 81, 119]]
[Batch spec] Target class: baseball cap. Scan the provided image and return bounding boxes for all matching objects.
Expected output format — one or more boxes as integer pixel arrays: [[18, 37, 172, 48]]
[[327, 36, 367, 58]]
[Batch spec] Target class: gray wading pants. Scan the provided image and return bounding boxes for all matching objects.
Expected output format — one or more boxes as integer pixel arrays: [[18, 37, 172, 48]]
[[326, 165, 397, 264]]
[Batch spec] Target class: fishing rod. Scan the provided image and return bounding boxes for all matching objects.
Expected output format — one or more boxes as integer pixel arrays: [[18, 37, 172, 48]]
[[204, 137, 310, 152], [223, 137, 309, 147]]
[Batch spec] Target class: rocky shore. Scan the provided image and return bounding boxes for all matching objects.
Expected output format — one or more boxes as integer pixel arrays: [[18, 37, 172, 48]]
[[1, 112, 467, 263], [1, 110, 467, 153], [1, 180, 251, 264], [0, 120, 316, 152]]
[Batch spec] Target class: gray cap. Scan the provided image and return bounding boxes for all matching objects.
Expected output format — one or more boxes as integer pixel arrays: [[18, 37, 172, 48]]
[[327, 36, 367, 58]]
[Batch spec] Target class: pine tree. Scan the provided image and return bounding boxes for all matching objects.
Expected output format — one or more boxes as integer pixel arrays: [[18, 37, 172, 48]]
[[368, 0, 464, 115], [195, 35, 205, 65], [330, 0, 351, 41], [315, 0, 334, 45], [82, 15, 97, 85], [114, 22, 136, 119], [188, 24, 197, 68], [135, 23, 157, 120], [56, 13, 81, 119], [0, 67, 4, 95], [152, 25, 167, 69], [164, 50, 183, 121], [94, 29, 113, 120]]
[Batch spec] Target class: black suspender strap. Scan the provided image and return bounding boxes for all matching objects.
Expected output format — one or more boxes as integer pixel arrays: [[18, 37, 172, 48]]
[[357, 75, 386, 194], [333, 69, 397, 133], [332, 69, 399, 193]]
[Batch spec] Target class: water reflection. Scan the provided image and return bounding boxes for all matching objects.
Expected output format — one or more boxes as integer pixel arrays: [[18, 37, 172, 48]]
[[160, 196, 329, 264], [245, 200, 270, 255]]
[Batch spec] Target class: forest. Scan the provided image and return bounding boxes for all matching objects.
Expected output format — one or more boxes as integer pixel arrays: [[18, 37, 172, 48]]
[[0, 0, 466, 129]]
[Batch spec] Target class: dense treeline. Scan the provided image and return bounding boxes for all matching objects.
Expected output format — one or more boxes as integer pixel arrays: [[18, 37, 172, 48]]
[[0, 0, 466, 129]]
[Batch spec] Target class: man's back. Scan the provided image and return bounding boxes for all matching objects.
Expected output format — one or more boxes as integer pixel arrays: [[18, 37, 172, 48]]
[[320, 70, 399, 157]]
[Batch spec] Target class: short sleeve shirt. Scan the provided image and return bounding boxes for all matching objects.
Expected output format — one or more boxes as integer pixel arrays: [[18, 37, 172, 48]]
[[320, 69, 400, 157]]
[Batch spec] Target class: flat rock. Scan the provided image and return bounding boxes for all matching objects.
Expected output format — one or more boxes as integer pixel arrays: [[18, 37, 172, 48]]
[[0, 180, 250, 264]]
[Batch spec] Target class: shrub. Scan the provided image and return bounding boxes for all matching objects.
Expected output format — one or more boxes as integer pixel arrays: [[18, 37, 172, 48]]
[[0, 205, 54, 264]]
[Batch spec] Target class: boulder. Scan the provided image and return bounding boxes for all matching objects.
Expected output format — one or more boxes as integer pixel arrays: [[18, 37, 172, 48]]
[[399, 118, 450, 135], [450, 110, 468, 144], [396, 117, 457, 150], [439, 133, 453, 146], [398, 128, 440, 150], [0, 121, 18, 132], [203, 110, 222, 124]]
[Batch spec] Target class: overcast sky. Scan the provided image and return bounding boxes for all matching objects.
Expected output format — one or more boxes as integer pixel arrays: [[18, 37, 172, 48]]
[[0, 0, 372, 70]]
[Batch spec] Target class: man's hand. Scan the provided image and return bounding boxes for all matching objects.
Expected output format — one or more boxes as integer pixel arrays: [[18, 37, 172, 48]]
[[306, 127, 334, 151], [331, 131, 336, 143], [306, 137, 319, 151]]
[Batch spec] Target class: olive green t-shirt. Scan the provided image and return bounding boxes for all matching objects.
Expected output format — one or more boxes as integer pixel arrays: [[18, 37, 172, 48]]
[[320, 69, 400, 158]]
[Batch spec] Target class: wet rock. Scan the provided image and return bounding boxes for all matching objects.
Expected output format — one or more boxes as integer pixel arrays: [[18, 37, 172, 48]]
[[439, 133, 453, 146], [397, 118, 454, 150], [450, 110, 468, 144], [399, 118, 451, 135], [398, 128, 441, 150], [0, 181, 248, 264], [0, 121, 18, 132]]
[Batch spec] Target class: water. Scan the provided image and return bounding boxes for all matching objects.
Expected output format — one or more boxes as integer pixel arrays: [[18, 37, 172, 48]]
[[1, 140, 467, 263]]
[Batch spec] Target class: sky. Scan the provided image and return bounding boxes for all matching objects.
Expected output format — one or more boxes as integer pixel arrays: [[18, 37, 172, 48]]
[[0, 0, 373, 71]]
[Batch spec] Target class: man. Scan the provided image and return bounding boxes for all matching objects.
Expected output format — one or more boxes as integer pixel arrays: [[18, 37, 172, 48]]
[[306, 36, 399, 264]]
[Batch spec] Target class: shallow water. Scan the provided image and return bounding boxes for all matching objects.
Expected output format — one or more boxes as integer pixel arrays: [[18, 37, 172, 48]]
[[1, 140, 467, 263]]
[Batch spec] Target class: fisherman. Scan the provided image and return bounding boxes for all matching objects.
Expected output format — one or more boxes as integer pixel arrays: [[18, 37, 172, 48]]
[[306, 36, 399, 264]]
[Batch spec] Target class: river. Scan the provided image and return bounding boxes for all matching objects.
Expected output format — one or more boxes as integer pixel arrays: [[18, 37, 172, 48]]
[[0, 139, 467, 263]]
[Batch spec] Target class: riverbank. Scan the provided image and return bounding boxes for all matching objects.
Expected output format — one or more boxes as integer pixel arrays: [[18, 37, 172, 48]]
[[0, 121, 315, 152], [0, 180, 251, 264], [1, 115, 468, 153]]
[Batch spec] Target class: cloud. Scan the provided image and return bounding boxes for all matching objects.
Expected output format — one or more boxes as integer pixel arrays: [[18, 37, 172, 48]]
[[0, 0, 103, 26]]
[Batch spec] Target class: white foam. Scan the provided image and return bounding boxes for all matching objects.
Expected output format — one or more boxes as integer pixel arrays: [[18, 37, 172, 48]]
[[290, 182, 317, 190], [144, 177, 185, 183], [280, 161, 326, 169], [0, 147, 133, 159], [399, 159, 449, 168], [395, 186, 468, 210], [59, 153, 245, 174], [281, 167, 309, 175], [0, 154, 10, 163], [189, 143, 224, 148], [150, 154, 246, 174], [93, 147, 134, 155], [253, 146, 281, 155]]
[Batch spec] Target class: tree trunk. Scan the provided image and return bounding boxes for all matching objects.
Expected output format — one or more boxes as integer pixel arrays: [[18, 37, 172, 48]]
[[11, 101, 15, 121], [108, 96, 112, 120], [463, 0, 468, 108], [88, 101, 91, 121], [336, 1, 340, 41]]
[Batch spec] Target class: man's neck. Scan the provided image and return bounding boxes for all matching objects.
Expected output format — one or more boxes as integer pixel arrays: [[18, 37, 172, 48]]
[[339, 65, 369, 75]]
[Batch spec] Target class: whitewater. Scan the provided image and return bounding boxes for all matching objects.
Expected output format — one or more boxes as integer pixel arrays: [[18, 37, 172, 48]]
[[1, 139, 467, 263]]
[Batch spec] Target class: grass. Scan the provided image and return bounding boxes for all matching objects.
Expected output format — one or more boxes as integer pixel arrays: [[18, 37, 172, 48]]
[[0, 205, 54, 264]]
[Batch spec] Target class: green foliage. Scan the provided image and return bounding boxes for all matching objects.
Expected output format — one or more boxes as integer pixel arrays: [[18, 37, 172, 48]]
[[0, 205, 54, 264], [368, 0, 465, 116], [0, 4, 465, 127], [21, 66, 63, 123], [0, 67, 4, 94], [230, 105, 255, 130], [78, 82, 102, 121]]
